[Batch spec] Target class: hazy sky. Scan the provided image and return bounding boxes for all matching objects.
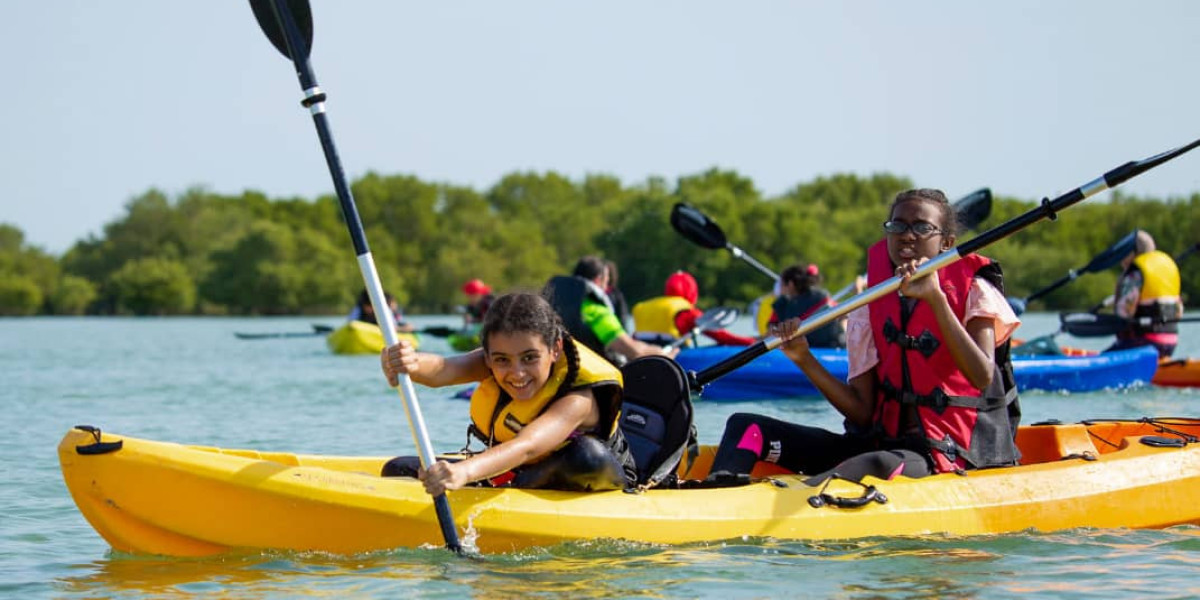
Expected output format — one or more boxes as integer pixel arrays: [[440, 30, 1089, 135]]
[[5, 1, 1200, 254]]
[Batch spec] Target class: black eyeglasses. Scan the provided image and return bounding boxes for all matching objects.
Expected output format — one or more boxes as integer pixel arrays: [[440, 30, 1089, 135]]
[[883, 220, 942, 238]]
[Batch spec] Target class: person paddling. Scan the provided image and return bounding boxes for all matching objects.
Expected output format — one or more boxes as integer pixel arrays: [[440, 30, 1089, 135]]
[[705, 189, 1022, 485], [461, 278, 495, 327], [632, 270, 755, 347], [767, 263, 848, 348], [348, 289, 415, 333], [1104, 230, 1184, 358], [544, 256, 676, 366], [380, 292, 637, 493]]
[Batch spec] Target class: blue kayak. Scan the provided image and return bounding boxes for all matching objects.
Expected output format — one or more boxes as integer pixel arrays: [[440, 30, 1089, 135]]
[[674, 344, 1162, 401]]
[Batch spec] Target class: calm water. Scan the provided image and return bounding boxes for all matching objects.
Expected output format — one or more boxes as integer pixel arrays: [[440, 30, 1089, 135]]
[[4, 313, 1200, 599]]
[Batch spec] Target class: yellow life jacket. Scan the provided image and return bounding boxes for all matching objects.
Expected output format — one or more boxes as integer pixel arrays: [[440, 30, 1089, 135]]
[[1133, 250, 1181, 302], [632, 296, 693, 339], [469, 338, 623, 446], [754, 294, 776, 336]]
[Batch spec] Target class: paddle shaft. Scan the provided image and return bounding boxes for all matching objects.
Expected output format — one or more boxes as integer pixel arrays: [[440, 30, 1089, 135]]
[[666, 307, 740, 349], [728, 244, 779, 280], [693, 138, 1200, 388], [258, 0, 460, 553]]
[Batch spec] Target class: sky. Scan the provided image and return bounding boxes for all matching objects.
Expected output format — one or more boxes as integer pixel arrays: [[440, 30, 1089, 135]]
[[5, 1, 1200, 254]]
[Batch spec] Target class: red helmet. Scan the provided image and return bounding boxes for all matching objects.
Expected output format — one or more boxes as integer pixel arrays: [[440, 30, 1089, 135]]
[[462, 278, 492, 295]]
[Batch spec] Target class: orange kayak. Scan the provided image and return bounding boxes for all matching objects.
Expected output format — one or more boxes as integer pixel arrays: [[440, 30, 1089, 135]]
[[1153, 357, 1200, 387]]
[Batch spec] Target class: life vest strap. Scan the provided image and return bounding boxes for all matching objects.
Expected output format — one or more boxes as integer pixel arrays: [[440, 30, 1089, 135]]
[[880, 380, 1007, 413]]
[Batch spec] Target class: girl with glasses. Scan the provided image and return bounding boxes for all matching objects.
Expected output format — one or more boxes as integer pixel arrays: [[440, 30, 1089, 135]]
[[705, 189, 1022, 486]]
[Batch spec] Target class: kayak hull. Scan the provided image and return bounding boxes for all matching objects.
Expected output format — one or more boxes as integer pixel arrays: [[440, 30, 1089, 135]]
[[326, 321, 419, 355], [59, 419, 1200, 556], [1152, 357, 1200, 387], [675, 345, 1161, 401]]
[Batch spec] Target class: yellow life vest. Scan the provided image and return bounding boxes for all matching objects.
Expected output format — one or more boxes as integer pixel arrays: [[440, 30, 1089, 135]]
[[1133, 250, 1181, 302], [632, 296, 694, 338], [754, 294, 776, 336], [469, 338, 623, 446]]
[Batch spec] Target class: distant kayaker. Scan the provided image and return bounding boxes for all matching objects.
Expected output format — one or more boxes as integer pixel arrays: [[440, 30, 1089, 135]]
[[461, 278, 494, 327], [632, 270, 755, 346], [379, 292, 637, 494], [767, 263, 847, 348], [544, 256, 677, 366], [705, 189, 1022, 485], [1104, 230, 1183, 358], [348, 289, 415, 333]]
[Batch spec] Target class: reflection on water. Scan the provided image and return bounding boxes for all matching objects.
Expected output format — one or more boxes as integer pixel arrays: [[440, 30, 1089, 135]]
[[51, 527, 1200, 599]]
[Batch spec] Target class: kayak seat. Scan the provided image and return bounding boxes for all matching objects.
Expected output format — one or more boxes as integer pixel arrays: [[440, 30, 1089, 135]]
[[619, 356, 698, 489], [1015, 423, 1099, 465]]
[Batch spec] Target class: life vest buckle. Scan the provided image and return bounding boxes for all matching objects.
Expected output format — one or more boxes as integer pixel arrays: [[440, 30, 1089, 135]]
[[882, 320, 940, 358]]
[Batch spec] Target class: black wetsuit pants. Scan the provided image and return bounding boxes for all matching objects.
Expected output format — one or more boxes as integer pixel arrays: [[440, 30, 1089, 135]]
[[708, 413, 934, 485]]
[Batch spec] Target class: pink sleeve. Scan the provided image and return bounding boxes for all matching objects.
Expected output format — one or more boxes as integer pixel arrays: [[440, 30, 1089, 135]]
[[965, 278, 1022, 345], [845, 306, 877, 380]]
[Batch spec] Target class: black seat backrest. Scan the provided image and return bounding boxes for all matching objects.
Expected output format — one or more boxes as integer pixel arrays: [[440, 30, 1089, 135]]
[[619, 355, 697, 488]]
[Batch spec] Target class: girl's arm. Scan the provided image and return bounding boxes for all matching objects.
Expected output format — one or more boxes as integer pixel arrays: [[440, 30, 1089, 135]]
[[421, 390, 596, 494], [381, 345, 491, 388]]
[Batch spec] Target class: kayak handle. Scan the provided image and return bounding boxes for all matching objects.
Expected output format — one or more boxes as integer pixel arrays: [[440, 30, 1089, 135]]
[[807, 475, 889, 509], [73, 424, 124, 455]]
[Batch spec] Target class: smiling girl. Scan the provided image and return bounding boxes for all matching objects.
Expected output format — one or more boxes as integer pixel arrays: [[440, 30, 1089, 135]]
[[380, 292, 636, 494], [705, 188, 1022, 485]]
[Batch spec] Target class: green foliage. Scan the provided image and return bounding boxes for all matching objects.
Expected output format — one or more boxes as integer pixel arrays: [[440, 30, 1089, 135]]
[[0, 275, 43, 316], [8, 172, 1200, 316], [50, 275, 97, 315], [108, 257, 196, 315]]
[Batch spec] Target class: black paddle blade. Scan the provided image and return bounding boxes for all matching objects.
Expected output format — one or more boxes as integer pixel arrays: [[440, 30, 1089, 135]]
[[954, 188, 992, 231], [1059, 312, 1128, 337], [670, 203, 728, 250], [250, 0, 314, 60], [1082, 230, 1138, 273], [422, 326, 458, 338]]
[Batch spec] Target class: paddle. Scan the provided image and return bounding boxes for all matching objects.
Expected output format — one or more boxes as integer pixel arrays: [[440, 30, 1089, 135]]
[[688, 137, 1200, 389], [829, 188, 994, 302], [1058, 311, 1200, 338], [670, 203, 779, 279], [421, 325, 460, 338], [234, 323, 334, 340], [666, 306, 741, 349], [250, 0, 461, 553], [1006, 229, 1139, 315]]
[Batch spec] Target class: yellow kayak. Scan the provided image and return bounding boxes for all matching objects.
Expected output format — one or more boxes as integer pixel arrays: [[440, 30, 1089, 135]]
[[325, 321, 419, 354], [59, 418, 1200, 556]]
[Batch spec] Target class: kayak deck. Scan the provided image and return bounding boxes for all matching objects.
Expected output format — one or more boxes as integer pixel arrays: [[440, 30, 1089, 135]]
[[59, 418, 1200, 556]]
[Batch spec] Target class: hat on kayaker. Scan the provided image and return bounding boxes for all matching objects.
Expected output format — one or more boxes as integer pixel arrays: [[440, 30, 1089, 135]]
[[462, 279, 492, 296], [805, 264, 819, 276], [664, 271, 699, 304]]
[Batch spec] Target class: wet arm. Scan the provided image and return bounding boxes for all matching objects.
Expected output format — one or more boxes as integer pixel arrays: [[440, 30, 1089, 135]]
[[454, 392, 593, 483]]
